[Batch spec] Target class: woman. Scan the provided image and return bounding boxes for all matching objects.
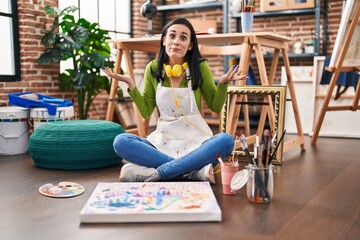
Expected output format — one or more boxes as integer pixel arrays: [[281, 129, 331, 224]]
[[103, 18, 247, 183]]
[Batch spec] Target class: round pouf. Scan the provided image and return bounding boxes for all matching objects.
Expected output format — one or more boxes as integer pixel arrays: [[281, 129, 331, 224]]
[[29, 120, 125, 170]]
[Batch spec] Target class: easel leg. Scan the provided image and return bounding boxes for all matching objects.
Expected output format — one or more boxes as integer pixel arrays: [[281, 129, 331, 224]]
[[253, 42, 276, 134], [351, 75, 360, 110], [311, 71, 341, 144], [282, 49, 306, 151]]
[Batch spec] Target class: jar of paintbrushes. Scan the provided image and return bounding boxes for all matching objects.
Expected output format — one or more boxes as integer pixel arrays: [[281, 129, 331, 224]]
[[246, 164, 274, 203], [246, 129, 274, 203], [230, 129, 285, 203]]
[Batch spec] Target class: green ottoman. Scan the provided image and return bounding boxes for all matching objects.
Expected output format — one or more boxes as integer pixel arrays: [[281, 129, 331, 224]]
[[29, 120, 125, 170]]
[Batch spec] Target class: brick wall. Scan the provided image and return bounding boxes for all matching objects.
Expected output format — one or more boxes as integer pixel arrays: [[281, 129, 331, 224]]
[[1, 0, 343, 120]]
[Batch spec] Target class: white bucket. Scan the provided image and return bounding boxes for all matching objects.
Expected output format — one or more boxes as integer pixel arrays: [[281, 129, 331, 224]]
[[30, 106, 75, 131], [0, 106, 29, 155]]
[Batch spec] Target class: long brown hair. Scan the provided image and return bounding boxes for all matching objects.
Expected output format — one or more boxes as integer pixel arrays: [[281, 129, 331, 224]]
[[155, 18, 203, 90]]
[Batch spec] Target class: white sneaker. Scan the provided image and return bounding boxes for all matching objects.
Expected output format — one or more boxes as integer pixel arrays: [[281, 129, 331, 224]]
[[183, 164, 215, 184], [119, 163, 160, 182]]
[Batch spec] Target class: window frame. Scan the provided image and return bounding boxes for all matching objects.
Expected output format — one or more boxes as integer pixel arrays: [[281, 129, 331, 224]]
[[59, 0, 132, 72], [0, 0, 21, 82]]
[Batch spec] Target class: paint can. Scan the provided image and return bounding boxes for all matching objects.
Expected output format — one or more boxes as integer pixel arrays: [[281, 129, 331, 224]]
[[30, 106, 75, 131], [0, 106, 29, 155]]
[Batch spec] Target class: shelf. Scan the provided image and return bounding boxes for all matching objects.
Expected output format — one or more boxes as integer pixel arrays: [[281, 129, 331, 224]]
[[231, 8, 327, 19], [231, 0, 328, 57], [157, 2, 223, 12]]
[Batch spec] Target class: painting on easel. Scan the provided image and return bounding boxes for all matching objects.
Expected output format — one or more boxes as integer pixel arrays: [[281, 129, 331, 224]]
[[311, 0, 360, 144], [329, 0, 360, 69]]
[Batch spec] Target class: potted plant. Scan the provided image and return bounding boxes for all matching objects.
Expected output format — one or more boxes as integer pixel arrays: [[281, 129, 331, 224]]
[[38, 6, 114, 119]]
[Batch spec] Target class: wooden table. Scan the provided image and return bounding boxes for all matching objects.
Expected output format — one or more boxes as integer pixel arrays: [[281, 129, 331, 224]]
[[106, 32, 305, 153]]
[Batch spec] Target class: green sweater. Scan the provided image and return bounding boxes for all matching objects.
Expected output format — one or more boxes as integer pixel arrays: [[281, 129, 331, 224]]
[[128, 60, 229, 119]]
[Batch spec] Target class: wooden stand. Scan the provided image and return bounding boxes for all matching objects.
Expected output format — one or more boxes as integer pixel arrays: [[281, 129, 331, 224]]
[[311, 0, 360, 144], [227, 35, 306, 153]]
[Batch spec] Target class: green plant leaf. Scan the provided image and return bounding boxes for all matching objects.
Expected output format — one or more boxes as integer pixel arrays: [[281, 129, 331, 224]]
[[38, 49, 64, 64], [68, 26, 89, 48], [59, 70, 74, 92], [41, 31, 56, 47], [60, 5, 78, 17], [72, 70, 93, 89], [44, 6, 58, 17], [77, 18, 91, 28]]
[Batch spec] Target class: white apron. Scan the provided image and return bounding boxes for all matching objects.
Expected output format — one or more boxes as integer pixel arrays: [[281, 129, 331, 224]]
[[147, 80, 213, 158]]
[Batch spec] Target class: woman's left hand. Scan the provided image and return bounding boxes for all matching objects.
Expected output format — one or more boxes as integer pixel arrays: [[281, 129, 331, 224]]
[[219, 65, 248, 84]]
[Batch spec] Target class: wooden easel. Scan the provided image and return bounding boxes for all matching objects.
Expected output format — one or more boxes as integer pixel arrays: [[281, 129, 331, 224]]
[[227, 36, 306, 154], [311, 0, 360, 144]]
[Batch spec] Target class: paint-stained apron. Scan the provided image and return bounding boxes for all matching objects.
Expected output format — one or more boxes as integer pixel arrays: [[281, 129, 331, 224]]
[[147, 80, 213, 158]]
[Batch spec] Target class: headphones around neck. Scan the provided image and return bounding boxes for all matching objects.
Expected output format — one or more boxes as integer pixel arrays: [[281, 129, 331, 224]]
[[163, 62, 188, 78]]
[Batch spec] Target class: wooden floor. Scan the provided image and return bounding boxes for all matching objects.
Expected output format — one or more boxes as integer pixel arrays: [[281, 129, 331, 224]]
[[1, 135, 360, 240]]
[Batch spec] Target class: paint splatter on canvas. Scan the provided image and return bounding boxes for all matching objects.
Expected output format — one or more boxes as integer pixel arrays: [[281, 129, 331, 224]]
[[80, 182, 221, 223]]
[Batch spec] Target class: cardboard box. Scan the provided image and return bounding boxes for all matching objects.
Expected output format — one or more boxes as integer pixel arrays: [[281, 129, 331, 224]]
[[288, 0, 314, 9], [261, 0, 288, 12], [261, 0, 314, 12]]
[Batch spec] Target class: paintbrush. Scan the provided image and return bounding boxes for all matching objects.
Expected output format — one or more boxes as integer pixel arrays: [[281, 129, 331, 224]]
[[216, 154, 225, 167], [269, 129, 287, 163], [239, 135, 254, 165]]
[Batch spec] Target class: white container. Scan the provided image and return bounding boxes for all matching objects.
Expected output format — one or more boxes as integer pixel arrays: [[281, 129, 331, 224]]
[[0, 106, 29, 155], [30, 106, 75, 130]]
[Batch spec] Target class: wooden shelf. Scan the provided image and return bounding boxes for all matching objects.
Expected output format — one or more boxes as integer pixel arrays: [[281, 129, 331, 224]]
[[231, 0, 328, 56], [231, 8, 327, 18]]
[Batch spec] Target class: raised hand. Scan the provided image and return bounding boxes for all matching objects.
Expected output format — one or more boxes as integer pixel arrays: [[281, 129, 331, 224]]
[[219, 65, 248, 84], [102, 67, 135, 90]]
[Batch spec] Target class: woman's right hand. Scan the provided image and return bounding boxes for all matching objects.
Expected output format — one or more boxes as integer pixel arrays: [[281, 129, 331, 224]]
[[102, 67, 135, 90]]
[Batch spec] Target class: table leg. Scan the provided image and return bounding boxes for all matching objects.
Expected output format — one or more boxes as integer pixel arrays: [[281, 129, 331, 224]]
[[228, 41, 252, 137], [123, 50, 146, 137], [106, 49, 123, 121]]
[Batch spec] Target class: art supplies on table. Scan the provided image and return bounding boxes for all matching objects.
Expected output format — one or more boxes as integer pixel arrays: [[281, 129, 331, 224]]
[[39, 182, 85, 198], [80, 182, 222, 223]]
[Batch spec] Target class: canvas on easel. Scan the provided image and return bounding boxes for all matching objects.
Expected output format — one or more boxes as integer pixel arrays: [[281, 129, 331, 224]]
[[311, 0, 360, 144]]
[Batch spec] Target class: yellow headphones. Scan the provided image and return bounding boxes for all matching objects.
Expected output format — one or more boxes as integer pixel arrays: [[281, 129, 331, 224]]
[[163, 62, 188, 78]]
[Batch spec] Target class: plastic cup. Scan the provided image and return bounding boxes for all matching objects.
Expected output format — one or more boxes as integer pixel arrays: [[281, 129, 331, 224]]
[[221, 164, 239, 195], [246, 164, 274, 203], [241, 12, 254, 33]]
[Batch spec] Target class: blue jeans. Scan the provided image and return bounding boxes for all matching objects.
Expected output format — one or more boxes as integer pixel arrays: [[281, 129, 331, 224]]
[[113, 132, 234, 180]]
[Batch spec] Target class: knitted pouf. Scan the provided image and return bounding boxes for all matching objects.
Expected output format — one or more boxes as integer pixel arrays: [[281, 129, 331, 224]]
[[29, 120, 125, 170]]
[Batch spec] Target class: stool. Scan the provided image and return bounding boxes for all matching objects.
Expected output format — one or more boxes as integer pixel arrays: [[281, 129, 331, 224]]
[[29, 120, 125, 170]]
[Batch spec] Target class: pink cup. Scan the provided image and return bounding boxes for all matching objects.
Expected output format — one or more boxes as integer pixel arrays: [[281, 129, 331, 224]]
[[221, 164, 239, 195]]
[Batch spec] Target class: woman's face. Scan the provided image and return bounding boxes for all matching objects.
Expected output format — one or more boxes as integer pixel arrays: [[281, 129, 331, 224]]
[[163, 24, 193, 64]]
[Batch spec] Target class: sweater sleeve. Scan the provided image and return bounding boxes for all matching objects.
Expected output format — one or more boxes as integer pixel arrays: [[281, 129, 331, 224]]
[[199, 61, 229, 113], [128, 61, 157, 119]]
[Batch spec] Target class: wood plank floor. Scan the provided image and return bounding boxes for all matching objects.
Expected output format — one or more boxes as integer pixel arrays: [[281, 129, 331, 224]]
[[1, 135, 359, 240]]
